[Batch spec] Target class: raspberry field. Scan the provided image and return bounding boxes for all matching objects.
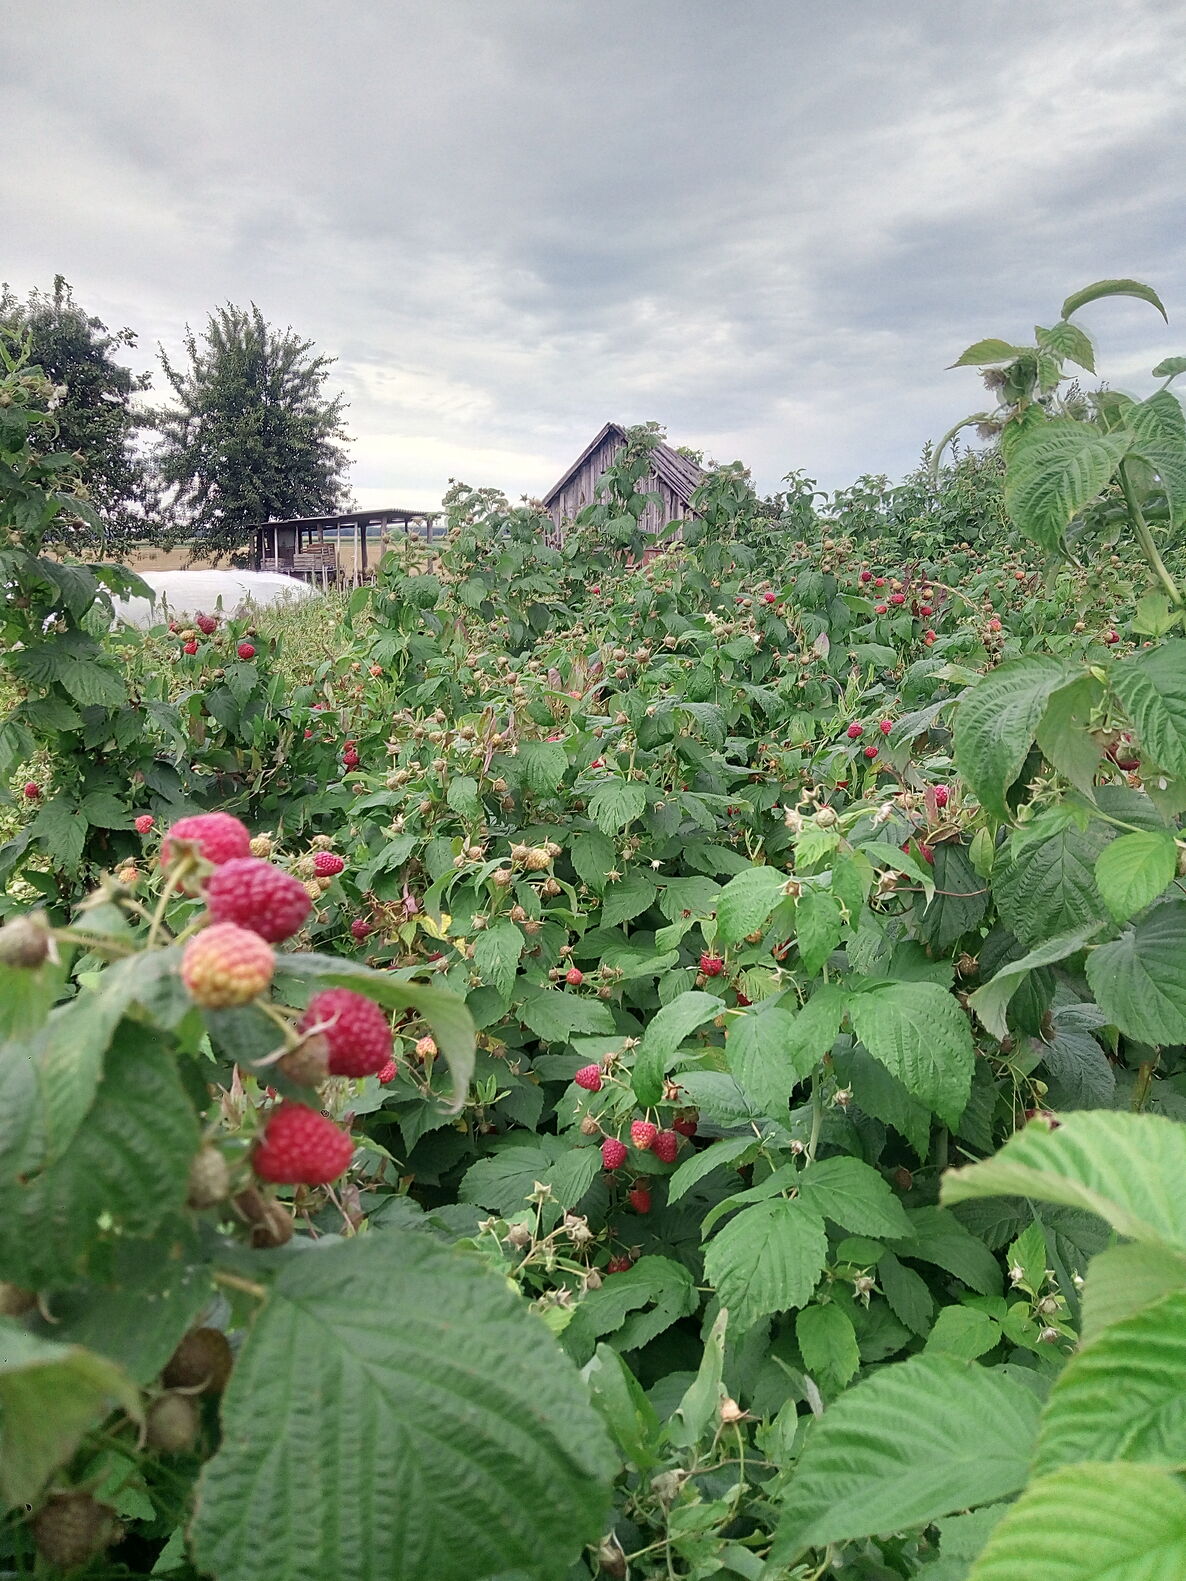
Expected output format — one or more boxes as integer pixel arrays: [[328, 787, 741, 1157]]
[[3, 282, 1186, 1580]]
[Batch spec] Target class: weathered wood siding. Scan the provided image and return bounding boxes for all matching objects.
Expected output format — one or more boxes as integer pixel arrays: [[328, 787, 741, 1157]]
[[546, 434, 694, 541]]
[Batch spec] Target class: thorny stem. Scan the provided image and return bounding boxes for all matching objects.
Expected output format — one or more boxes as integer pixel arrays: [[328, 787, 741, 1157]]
[[1118, 461, 1185, 608]]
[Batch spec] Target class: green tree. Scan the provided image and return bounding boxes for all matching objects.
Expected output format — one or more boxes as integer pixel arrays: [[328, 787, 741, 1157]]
[[153, 304, 351, 560], [0, 276, 152, 552]]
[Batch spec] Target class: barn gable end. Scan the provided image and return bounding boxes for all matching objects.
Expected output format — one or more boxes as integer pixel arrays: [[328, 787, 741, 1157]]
[[542, 422, 705, 538]]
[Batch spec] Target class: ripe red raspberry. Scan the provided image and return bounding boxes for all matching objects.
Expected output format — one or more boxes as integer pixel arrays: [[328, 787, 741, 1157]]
[[135, 813, 155, 834], [673, 1114, 698, 1138], [377, 1059, 398, 1084], [923, 630, 937, 645], [653, 1129, 679, 1163], [859, 570, 873, 583], [1104, 629, 1120, 645], [630, 1120, 658, 1151], [878, 719, 893, 735], [628, 1186, 651, 1214], [350, 917, 373, 941], [22, 782, 41, 800], [874, 603, 888, 614], [253, 1103, 354, 1184], [297, 989, 392, 1076], [874, 577, 886, 588], [565, 966, 584, 986], [197, 615, 217, 635], [933, 784, 950, 808], [161, 811, 251, 869], [342, 748, 360, 769], [602, 1137, 628, 1171], [890, 592, 906, 605], [312, 851, 345, 877], [183, 640, 199, 655], [918, 604, 933, 617], [864, 745, 879, 760], [181, 923, 275, 1007], [237, 642, 256, 659], [699, 953, 724, 977], [846, 723, 864, 739], [204, 856, 312, 942], [574, 1064, 603, 1092], [762, 591, 776, 603], [606, 1254, 633, 1274]]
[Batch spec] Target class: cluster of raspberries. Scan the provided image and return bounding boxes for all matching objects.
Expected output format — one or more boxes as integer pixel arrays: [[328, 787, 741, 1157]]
[[161, 812, 391, 1188]]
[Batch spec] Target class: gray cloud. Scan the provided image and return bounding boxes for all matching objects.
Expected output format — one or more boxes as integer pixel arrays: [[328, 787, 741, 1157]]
[[4, 0, 1185, 509]]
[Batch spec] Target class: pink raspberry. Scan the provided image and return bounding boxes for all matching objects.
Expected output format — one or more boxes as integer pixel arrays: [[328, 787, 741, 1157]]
[[161, 812, 251, 870], [377, 1059, 398, 1085], [204, 857, 312, 942], [846, 723, 864, 739], [237, 642, 256, 660], [181, 923, 274, 1008], [135, 814, 155, 834], [197, 615, 217, 635], [350, 918, 373, 941], [574, 1064, 602, 1092], [606, 1254, 633, 1274], [630, 1120, 658, 1151], [673, 1114, 698, 1138], [859, 570, 873, 583], [252, 1104, 354, 1185], [565, 967, 584, 987], [342, 748, 360, 770], [890, 592, 906, 605], [879, 719, 893, 735], [628, 1186, 651, 1214], [864, 745, 879, 760], [874, 603, 888, 614], [699, 953, 724, 977], [312, 851, 345, 878], [933, 785, 950, 808], [183, 641, 198, 655], [23, 782, 40, 800], [297, 989, 392, 1077], [652, 1129, 680, 1163], [602, 1137, 628, 1171]]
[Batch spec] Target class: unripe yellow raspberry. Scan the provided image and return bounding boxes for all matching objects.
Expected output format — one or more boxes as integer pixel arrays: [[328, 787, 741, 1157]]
[[181, 924, 274, 1008]]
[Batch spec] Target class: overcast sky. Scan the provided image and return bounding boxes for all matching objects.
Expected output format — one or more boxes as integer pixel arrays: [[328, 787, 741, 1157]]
[[5, 2, 1186, 512]]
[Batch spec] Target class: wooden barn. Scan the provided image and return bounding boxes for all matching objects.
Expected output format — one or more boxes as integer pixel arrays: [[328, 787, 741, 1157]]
[[542, 422, 705, 540]]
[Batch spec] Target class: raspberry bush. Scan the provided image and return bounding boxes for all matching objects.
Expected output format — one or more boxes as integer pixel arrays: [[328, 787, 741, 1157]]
[[2, 281, 1186, 1579]]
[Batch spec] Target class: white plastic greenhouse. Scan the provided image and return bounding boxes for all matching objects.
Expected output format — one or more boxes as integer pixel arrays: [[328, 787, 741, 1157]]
[[110, 570, 319, 628]]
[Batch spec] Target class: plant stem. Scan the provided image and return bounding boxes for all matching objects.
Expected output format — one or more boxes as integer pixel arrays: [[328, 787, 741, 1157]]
[[213, 1270, 268, 1301], [1118, 461, 1185, 608]]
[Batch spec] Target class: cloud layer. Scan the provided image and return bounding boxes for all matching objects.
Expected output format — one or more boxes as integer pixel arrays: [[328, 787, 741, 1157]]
[[5, 0, 1185, 510]]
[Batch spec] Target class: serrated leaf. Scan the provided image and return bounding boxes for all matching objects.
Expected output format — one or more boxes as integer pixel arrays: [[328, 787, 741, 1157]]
[[969, 924, 1102, 1040], [1095, 829, 1178, 922], [561, 1256, 697, 1366], [190, 1230, 613, 1581], [924, 1306, 1001, 1361], [1110, 641, 1186, 778], [993, 814, 1113, 947], [725, 1007, 818, 1121], [954, 657, 1070, 820], [967, 1463, 1186, 1581], [715, 865, 790, 947], [666, 1137, 757, 1204], [632, 990, 724, 1105], [794, 887, 844, 975], [1003, 421, 1129, 550], [471, 919, 524, 999], [445, 774, 482, 821], [1036, 321, 1096, 374], [517, 739, 568, 795], [519, 987, 615, 1043], [569, 830, 616, 893], [601, 869, 657, 926], [948, 338, 1024, 367], [942, 1111, 1186, 1251], [1081, 1244, 1186, 1343], [878, 1252, 934, 1335], [797, 1155, 911, 1239], [891, 1206, 1004, 1296], [1036, 675, 1105, 793], [1085, 902, 1186, 1045], [1061, 276, 1168, 322], [704, 1198, 828, 1331], [919, 843, 991, 954], [0, 1323, 142, 1507], [773, 1355, 1040, 1561], [837, 1041, 932, 1160], [1035, 1289, 1186, 1473], [1153, 355, 1186, 379], [796, 1303, 860, 1387], [588, 780, 647, 833], [848, 982, 974, 1129]]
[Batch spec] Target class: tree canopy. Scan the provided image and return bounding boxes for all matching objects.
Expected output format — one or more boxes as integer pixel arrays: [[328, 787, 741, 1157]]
[[153, 303, 351, 559]]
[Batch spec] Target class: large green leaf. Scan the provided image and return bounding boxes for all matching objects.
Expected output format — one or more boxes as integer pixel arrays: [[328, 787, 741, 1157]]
[[774, 1355, 1040, 1560], [953, 657, 1070, 820], [968, 1463, 1186, 1581], [1060, 277, 1168, 322], [632, 989, 724, 1105], [1003, 421, 1129, 550], [190, 1230, 614, 1581], [969, 925, 1102, 1041], [1110, 641, 1186, 779], [1085, 902, 1186, 1046], [0, 1323, 142, 1508], [470, 918, 524, 999], [703, 1198, 828, 1332], [848, 981, 974, 1129], [796, 1155, 911, 1239], [942, 1111, 1186, 1251], [715, 864, 790, 946], [1094, 829, 1178, 922], [562, 1256, 698, 1367], [992, 813, 1112, 947], [1035, 1289, 1186, 1473], [725, 1006, 818, 1121], [1081, 1243, 1186, 1343], [587, 780, 647, 833]]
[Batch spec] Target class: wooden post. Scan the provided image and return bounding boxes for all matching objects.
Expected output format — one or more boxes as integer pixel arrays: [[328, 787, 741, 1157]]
[[360, 516, 369, 579]]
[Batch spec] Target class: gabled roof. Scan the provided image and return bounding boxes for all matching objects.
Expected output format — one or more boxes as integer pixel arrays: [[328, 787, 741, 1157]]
[[542, 422, 706, 508]]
